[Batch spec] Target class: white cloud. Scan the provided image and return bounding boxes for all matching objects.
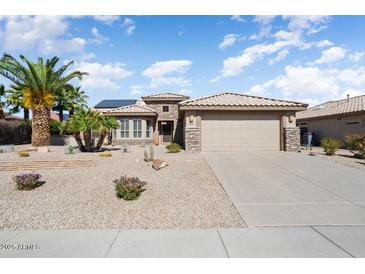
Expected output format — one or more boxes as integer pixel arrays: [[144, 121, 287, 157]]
[[93, 16, 120, 25], [91, 27, 108, 44], [230, 16, 246, 23], [74, 61, 132, 90], [0, 16, 86, 55], [142, 60, 192, 88], [212, 40, 296, 81], [315, 46, 346, 64], [269, 49, 289, 65], [316, 39, 334, 48], [283, 16, 330, 33], [349, 51, 365, 62], [250, 16, 276, 40], [219, 34, 240, 49], [130, 85, 144, 95], [248, 65, 365, 103], [122, 18, 135, 36]]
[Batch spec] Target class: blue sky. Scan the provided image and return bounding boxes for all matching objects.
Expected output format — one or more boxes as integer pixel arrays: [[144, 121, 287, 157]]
[[1, 15, 365, 107]]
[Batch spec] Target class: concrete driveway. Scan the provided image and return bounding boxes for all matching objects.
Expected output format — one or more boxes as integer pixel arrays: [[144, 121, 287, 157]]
[[204, 151, 365, 226]]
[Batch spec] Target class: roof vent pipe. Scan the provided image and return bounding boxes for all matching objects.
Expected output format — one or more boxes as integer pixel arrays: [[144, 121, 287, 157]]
[[347, 94, 350, 102]]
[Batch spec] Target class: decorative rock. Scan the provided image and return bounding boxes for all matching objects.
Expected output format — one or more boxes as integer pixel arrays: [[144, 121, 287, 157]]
[[37, 146, 50, 153], [152, 159, 168, 170]]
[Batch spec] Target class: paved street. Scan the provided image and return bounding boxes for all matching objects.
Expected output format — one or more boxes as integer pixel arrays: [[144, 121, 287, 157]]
[[204, 151, 365, 226], [1, 227, 364, 257]]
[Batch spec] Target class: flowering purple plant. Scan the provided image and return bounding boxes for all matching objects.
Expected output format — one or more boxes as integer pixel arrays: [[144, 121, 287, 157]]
[[13, 172, 43, 190]]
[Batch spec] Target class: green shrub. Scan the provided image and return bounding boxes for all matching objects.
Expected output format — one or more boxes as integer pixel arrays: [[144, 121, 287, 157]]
[[166, 143, 181, 153], [114, 175, 146, 200], [50, 119, 62, 135], [320, 137, 341, 156], [18, 151, 30, 157], [345, 134, 365, 159], [99, 151, 112, 157]]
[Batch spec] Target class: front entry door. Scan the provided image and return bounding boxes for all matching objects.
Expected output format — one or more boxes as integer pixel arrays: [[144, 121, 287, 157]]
[[161, 122, 173, 143]]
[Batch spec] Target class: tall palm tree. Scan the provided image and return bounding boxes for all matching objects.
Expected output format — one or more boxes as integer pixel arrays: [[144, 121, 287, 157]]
[[0, 54, 87, 146], [0, 84, 6, 119], [66, 86, 88, 116], [53, 85, 88, 121]]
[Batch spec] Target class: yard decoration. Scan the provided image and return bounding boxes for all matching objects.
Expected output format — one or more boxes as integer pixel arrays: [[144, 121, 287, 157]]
[[152, 159, 168, 170]]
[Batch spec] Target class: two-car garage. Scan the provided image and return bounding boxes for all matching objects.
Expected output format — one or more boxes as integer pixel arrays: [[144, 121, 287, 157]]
[[200, 112, 281, 151], [180, 92, 307, 152]]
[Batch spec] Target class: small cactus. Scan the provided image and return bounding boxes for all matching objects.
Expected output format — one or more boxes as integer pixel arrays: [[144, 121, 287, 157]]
[[149, 145, 154, 161], [144, 147, 149, 162]]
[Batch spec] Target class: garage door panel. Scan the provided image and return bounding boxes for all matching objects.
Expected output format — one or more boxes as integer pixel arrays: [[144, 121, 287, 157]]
[[201, 113, 280, 151]]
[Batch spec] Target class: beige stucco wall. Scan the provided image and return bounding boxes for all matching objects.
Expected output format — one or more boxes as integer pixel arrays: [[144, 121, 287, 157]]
[[297, 113, 365, 145]]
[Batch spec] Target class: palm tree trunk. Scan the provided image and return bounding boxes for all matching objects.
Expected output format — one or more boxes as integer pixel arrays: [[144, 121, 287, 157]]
[[31, 105, 50, 146], [0, 108, 5, 119], [59, 108, 64, 122], [83, 130, 92, 151], [96, 130, 107, 150], [24, 108, 30, 120], [74, 132, 86, 152]]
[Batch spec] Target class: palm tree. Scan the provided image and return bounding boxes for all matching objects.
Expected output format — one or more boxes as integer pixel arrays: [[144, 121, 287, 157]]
[[0, 54, 87, 146], [6, 84, 30, 120], [53, 85, 88, 121], [96, 115, 119, 150], [66, 108, 118, 152], [0, 84, 6, 119]]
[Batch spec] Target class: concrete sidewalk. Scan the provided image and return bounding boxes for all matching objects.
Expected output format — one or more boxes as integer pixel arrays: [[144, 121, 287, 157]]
[[1, 226, 364, 258]]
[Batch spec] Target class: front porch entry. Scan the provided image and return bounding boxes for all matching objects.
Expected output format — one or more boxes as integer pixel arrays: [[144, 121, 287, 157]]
[[158, 121, 173, 144]]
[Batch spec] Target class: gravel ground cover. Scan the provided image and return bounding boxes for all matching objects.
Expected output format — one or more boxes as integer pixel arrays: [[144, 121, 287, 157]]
[[0, 145, 244, 230], [303, 146, 365, 171]]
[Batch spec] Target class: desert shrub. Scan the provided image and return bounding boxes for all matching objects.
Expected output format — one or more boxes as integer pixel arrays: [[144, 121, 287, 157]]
[[99, 151, 112, 157], [13, 172, 43, 190], [50, 119, 62, 135], [345, 134, 365, 159], [320, 137, 341, 156], [18, 151, 30, 157], [114, 175, 146, 200], [166, 143, 181, 153]]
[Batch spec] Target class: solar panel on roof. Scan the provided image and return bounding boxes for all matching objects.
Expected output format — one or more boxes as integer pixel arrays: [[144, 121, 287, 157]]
[[94, 99, 137, 108]]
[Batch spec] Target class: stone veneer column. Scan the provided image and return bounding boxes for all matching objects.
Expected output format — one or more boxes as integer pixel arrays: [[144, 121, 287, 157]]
[[283, 127, 300, 151], [184, 127, 201, 152]]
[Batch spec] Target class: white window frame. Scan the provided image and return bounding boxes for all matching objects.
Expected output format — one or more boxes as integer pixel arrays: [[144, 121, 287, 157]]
[[133, 119, 142, 138], [146, 119, 152, 138], [120, 119, 129, 138]]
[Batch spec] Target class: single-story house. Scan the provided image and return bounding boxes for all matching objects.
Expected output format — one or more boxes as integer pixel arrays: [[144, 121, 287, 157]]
[[296, 94, 365, 145], [94, 92, 307, 152]]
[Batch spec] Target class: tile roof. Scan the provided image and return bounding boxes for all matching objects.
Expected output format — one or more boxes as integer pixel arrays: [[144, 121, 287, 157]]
[[297, 94, 365, 120], [179, 92, 307, 108], [94, 99, 137, 108], [141, 92, 190, 101], [96, 104, 157, 115]]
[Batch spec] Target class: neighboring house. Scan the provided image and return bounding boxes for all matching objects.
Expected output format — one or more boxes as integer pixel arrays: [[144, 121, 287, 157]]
[[296, 94, 365, 145], [94, 92, 307, 152]]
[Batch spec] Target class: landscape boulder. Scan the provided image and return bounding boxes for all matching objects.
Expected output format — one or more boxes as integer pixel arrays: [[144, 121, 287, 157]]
[[152, 159, 168, 170]]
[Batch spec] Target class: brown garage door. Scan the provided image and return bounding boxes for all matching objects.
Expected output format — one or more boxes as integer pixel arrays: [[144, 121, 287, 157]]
[[201, 112, 280, 151]]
